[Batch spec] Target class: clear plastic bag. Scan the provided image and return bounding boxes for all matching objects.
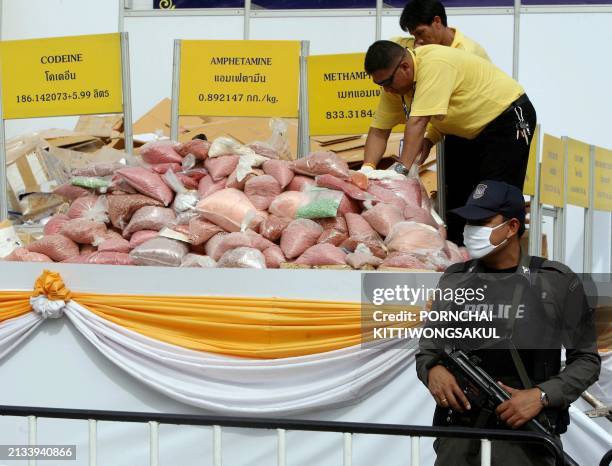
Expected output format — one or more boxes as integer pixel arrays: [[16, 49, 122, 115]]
[[296, 187, 343, 219], [180, 253, 217, 268], [71, 176, 111, 191], [208, 136, 256, 158], [129, 237, 189, 267], [217, 247, 266, 269], [163, 170, 199, 213], [67, 196, 109, 224]]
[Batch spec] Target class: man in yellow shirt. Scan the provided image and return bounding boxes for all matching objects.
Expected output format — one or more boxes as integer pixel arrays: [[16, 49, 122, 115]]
[[400, 0, 489, 60], [362, 41, 536, 246]]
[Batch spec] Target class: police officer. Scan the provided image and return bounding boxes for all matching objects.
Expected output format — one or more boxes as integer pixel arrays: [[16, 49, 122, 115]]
[[416, 180, 601, 466]]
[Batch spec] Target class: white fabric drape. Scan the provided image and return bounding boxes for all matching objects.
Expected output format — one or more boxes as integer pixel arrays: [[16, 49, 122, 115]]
[[0, 312, 43, 360], [62, 301, 414, 415]]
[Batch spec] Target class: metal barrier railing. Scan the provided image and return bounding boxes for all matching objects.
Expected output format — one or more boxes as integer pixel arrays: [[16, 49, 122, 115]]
[[0, 404, 568, 466]]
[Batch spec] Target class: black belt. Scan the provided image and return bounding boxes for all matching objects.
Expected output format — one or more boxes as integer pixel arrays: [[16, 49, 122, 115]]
[[503, 93, 529, 114]]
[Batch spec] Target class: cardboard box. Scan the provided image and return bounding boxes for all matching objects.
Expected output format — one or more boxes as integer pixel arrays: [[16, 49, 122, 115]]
[[133, 98, 208, 137], [74, 115, 123, 139]]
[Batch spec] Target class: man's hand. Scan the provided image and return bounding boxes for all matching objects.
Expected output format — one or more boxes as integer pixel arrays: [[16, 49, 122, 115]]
[[496, 382, 543, 429], [417, 138, 434, 165], [428, 365, 471, 413]]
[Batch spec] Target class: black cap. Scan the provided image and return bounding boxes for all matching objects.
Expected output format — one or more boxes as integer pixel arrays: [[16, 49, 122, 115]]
[[450, 180, 525, 224]]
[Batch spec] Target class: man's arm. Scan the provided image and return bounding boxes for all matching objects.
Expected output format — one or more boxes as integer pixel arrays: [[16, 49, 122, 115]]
[[363, 127, 392, 168], [399, 115, 431, 169]]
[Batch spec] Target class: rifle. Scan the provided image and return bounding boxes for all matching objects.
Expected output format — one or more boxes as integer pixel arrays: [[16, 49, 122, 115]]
[[442, 349, 580, 466]]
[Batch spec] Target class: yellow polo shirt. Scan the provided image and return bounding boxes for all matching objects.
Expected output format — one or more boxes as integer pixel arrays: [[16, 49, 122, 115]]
[[370, 31, 491, 133], [370, 45, 523, 144]]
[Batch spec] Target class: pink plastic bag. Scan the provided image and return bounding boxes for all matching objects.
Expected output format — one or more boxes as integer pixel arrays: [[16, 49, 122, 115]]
[[292, 151, 350, 179], [198, 175, 227, 199], [108, 194, 164, 230], [97, 235, 131, 253], [372, 178, 422, 208], [280, 219, 323, 259], [344, 213, 387, 259], [384, 221, 446, 255], [244, 175, 281, 211], [129, 230, 158, 248], [205, 232, 229, 261], [268, 191, 307, 219], [140, 140, 182, 165], [67, 196, 108, 223], [151, 163, 182, 175], [27, 235, 80, 262], [60, 219, 108, 245], [204, 155, 240, 181], [123, 206, 176, 238], [366, 183, 406, 211], [315, 174, 372, 201], [188, 218, 223, 245], [248, 142, 279, 159], [403, 205, 438, 229], [72, 162, 124, 177], [262, 159, 294, 189], [86, 251, 135, 266], [316, 216, 349, 246], [337, 194, 361, 216], [196, 188, 257, 232], [176, 139, 210, 160], [260, 215, 290, 242], [43, 214, 70, 236], [54, 183, 91, 201], [115, 167, 174, 206], [217, 247, 266, 269], [286, 175, 316, 192], [263, 245, 286, 268], [295, 243, 346, 266], [445, 240, 465, 264], [381, 252, 431, 270], [362, 203, 404, 237], [5, 248, 51, 262]]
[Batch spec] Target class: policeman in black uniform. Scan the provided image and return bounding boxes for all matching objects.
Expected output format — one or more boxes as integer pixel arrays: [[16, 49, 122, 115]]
[[416, 180, 601, 466]]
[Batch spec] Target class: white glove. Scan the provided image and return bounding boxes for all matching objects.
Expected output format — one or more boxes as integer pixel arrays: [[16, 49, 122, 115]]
[[358, 163, 405, 180]]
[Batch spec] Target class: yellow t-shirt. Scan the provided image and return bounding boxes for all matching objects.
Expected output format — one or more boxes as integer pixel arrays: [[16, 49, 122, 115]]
[[370, 45, 523, 144], [411, 45, 523, 142], [370, 31, 491, 133]]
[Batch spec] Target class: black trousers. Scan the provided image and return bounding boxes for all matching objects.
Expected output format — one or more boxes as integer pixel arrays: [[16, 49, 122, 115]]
[[443, 95, 537, 246]]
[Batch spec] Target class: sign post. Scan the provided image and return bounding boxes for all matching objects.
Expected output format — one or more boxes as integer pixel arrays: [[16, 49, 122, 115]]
[[0, 32, 132, 220], [594, 146, 612, 272], [171, 39, 303, 153], [565, 137, 590, 271], [540, 134, 565, 262], [525, 125, 541, 256]]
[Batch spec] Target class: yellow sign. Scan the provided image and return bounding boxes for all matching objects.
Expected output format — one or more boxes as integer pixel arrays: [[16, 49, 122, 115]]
[[540, 134, 565, 207], [566, 138, 590, 208], [0, 33, 123, 119], [178, 40, 300, 118], [523, 125, 539, 196], [307, 53, 381, 136], [594, 146, 612, 212]]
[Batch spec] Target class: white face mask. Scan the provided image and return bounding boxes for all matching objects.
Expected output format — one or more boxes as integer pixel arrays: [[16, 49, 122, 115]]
[[463, 221, 509, 259]]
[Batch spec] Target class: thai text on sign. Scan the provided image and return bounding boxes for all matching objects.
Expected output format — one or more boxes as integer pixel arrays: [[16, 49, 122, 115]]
[[594, 147, 612, 212], [0, 33, 123, 119], [540, 134, 565, 208], [178, 40, 300, 118], [308, 53, 381, 136], [566, 138, 590, 208]]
